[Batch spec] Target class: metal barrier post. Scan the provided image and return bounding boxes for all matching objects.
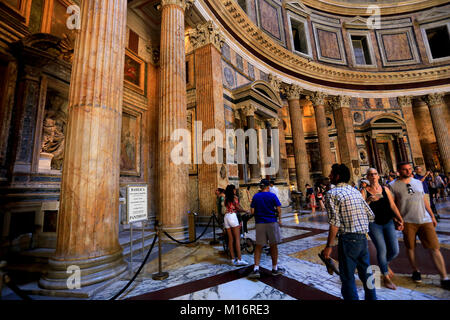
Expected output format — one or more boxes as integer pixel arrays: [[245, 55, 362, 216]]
[[187, 211, 198, 247], [152, 222, 169, 280], [209, 211, 219, 245]]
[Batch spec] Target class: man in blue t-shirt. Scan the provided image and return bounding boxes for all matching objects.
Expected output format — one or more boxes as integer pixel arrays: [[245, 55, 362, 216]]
[[248, 179, 284, 279]]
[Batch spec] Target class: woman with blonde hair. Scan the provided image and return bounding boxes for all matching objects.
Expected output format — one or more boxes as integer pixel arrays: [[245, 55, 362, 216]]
[[362, 168, 404, 290]]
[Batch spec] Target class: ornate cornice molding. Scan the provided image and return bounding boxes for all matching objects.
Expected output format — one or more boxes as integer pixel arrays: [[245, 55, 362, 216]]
[[310, 91, 327, 107], [282, 83, 303, 100], [423, 93, 445, 106], [161, 0, 195, 11], [397, 96, 413, 108], [189, 21, 225, 51], [300, 0, 447, 17], [206, 0, 450, 87]]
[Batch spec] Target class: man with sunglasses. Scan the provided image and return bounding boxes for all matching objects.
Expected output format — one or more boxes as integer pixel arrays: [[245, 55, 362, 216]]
[[389, 162, 449, 290]]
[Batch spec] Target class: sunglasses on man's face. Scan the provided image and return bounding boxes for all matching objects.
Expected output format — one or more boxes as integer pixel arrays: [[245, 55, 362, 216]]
[[406, 184, 415, 194]]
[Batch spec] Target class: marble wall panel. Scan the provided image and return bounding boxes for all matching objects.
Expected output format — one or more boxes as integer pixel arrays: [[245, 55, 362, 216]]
[[258, 0, 282, 40]]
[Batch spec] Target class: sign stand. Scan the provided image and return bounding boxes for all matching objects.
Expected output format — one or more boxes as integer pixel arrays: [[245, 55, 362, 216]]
[[126, 185, 148, 275]]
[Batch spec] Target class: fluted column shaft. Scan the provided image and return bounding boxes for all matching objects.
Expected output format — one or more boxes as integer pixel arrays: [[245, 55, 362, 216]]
[[40, 0, 128, 289], [286, 86, 310, 192], [332, 96, 359, 182], [158, 1, 190, 237], [424, 94, 450, 174], [398, 96, 424, 167], [311, 93, 333, 177]]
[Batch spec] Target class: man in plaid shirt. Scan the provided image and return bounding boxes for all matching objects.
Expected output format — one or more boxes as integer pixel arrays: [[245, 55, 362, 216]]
[[322, 163, 377, 300]]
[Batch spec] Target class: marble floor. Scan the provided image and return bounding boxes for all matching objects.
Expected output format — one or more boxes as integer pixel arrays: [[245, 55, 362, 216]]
[[89, 200, 450, 301]]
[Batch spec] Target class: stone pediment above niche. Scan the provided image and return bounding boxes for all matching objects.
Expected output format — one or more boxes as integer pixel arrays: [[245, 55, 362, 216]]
[[416, 5, 450, 24], [285, 1, 311, 18], [342, 16, 368, 29], [233, 81, 282, 119]]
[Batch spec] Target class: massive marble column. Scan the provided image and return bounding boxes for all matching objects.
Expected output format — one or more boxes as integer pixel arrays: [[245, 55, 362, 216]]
[[310, 91, 333, 177], [39, 0, 128, 290], [241, 105, 260, 183], [284, 84, 310, 192], [267, 117, 285, 183], [397, 96, 425, 167], [331, 95, 359, 182], [158, 0, 194, 239], [423, 93, 450, 174], [190, 21, 226, 220]]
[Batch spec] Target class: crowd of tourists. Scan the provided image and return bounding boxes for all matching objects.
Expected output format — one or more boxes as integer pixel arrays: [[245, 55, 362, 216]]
[[214, 162, 450, 300]]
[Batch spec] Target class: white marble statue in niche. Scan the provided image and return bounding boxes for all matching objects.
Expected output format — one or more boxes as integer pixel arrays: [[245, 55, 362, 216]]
[[40, 94, 68, 170]]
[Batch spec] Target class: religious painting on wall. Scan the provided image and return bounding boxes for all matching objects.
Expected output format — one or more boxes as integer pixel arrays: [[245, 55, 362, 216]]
[[120, 109, 141, 176], [124, 49, 145, 94]]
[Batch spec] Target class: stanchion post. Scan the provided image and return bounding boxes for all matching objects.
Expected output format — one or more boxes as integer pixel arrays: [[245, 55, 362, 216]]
[[209, 211, 219, 245], [187, 211, 198, 247], [129, 223, 134, 276], [152, 221, 169, 281]]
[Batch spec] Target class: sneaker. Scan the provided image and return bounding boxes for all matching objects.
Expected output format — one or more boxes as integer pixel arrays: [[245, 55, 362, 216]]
[[412, 271, 422, 283], [272, 266, 286, 276], [441, 279, 450, 290], [248, 269, 260, 279], [235, 259, 248, 266]]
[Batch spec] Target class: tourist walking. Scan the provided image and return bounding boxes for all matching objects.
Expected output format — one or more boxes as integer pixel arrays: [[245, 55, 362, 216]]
[[224, 185, 248, 267], [389, 162, 449, 290], [248, 179, 284, 279], [322, 163, 377, 300], [362, 168, 404, 290]]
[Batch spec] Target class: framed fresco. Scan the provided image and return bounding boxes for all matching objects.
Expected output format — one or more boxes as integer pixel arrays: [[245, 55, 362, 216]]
[[124, 48, 145, 94], [120, 108, 141, 176]]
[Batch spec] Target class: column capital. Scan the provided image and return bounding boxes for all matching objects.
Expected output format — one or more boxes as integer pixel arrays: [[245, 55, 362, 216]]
[[282, 83, 303, 100], [161, 0, 195, 10], [422, 93, 445, 107], [239, 104, 257, 117], [188, 20, 225, 52], [397, 96, 413, 108], [330, 95, 351, 110], [310, 91, 327, 107], [268, 74, 282, 93], [267, 118, 280, 128], [146, 44, 160, 65]]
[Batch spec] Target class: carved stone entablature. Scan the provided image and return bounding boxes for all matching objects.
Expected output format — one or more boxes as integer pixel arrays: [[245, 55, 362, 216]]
[[397, 96, 413, 108], [215, 0, 450, 86], [330, 95, 351, 110], [161, 0, 195, 11], [281, 83, 303, 100], [239, 104, 257, 117], [267, 118, 280, 128], [310, 91, 327, 107], [13, 33, 74, 66], [268, 74, 282, 93], [146, 44, 160, 65], [189, 21, 225, 52], [422, 93, 445, 106]]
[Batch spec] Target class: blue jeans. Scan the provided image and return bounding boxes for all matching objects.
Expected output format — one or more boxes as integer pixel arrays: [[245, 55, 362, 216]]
[[368, 220, 399, 275], [338, 233, 377, 300]]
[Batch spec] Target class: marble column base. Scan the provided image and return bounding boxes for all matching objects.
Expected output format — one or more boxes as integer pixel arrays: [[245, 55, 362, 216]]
[[39, 250, 127, 290]]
